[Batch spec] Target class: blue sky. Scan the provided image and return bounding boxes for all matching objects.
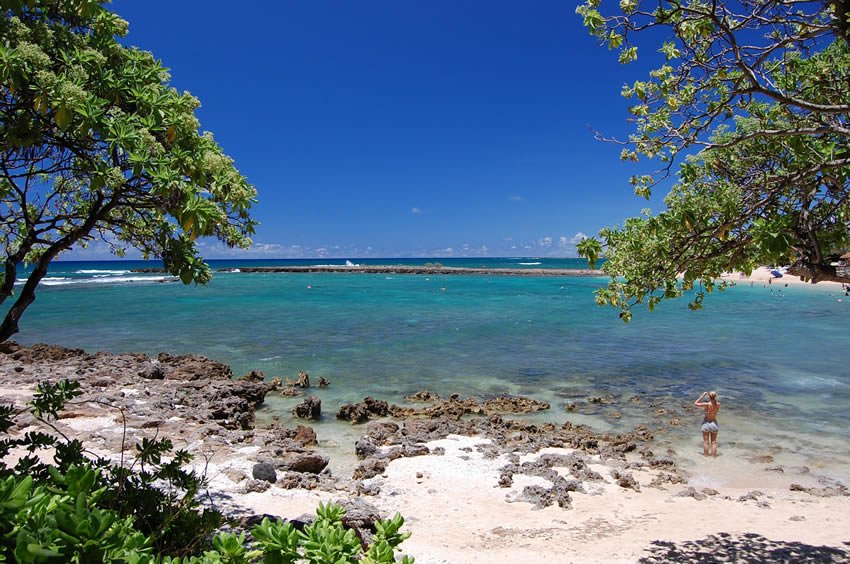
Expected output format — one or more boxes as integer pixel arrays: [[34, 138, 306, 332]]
[[79, 0, 670, 259]]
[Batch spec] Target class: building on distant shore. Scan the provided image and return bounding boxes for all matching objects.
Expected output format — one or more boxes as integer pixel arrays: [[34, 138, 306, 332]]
[[838, 252, 850, 279]]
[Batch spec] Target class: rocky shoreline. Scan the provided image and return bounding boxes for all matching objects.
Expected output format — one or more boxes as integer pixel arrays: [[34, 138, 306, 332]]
[[0, 342, 685, 506], [2, 343, 848, 562]]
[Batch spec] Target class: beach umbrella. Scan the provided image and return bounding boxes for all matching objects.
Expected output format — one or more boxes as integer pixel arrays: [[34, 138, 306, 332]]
[[770, 269, 783, 278]]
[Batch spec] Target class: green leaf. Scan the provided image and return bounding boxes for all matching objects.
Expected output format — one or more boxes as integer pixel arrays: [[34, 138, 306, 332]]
[[27, 544, 62, 558], [55, 106, 72, 130]]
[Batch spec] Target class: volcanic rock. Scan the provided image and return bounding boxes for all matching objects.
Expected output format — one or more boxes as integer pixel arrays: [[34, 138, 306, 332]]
[[252, 462, 277, 483], [293, 396, 321, 420]]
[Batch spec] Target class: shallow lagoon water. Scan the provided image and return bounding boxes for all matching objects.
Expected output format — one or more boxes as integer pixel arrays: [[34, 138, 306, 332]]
[[9, 260, 850, 485]]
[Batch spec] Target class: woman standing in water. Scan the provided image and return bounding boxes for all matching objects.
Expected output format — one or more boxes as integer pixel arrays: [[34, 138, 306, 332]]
[[695, 391, 720, 457]]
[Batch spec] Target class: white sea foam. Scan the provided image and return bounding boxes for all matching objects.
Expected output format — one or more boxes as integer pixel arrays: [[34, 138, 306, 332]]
[[16, 277, 71, 286], [518, 262, 542, 266], [16, 275, 172, 286], [75, 269, 131, 275]]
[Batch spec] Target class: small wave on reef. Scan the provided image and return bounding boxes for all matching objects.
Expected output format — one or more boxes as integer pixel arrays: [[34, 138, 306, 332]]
[[75, 269, 131, 275], [16, 275, 173, 286]]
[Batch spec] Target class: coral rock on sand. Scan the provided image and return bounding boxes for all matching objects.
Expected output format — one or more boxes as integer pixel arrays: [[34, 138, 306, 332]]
[[252, 462, 277, 483], [790, 483, 849, 498], [276, 452, 329, 474]]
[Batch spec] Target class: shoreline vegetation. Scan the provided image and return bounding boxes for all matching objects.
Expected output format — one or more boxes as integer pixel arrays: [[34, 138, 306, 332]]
[[2, 341, 848, 563], [131, 265, 606, 277]]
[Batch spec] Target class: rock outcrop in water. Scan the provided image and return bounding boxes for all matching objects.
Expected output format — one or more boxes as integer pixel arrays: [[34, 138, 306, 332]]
[[293, 396, 322, 420], [337, 397, 390, 423]]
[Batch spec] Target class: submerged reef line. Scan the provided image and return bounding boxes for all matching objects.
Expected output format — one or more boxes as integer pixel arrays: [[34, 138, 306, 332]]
[[131, 265, 604, 276]]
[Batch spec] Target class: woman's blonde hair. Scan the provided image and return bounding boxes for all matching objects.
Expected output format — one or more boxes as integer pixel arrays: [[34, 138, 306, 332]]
[[708, 391, 717, 400]]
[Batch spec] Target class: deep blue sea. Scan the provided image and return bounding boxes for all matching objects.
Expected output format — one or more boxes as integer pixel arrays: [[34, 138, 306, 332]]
[[8, 258, 850, 485]]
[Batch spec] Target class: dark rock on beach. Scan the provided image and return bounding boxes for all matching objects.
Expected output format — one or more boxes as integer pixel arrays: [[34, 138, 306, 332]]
[[293, 396, 322, 420], [276, 452, 329, 474], [353, 458, 388, 480], [675, 487, 707, 501], [244, 479, 271, 494], [252, 462, 277, 483], [611, 469, 640, 492], [335, 497, 383, 534], [355, 438, 379, 459], [790, 483, 849, 497]]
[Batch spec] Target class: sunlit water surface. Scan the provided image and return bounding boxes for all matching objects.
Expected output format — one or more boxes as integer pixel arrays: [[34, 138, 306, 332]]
[[9, 260, 850, 486]]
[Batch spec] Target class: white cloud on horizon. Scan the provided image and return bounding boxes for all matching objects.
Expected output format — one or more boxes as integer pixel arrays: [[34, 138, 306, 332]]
[[58, 231, 590, 262]]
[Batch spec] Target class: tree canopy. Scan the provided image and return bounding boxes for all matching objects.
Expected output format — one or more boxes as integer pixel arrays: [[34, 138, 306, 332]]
[[0, 0, 257, 340], [576, 0, 850, 320]]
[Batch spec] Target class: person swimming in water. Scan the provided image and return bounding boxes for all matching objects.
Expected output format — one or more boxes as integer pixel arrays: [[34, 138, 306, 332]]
[[694, 391, 720, 457]]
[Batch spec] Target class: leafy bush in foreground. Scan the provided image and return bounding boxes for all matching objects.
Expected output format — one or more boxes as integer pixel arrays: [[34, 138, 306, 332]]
[[0, 380, 414, 562]]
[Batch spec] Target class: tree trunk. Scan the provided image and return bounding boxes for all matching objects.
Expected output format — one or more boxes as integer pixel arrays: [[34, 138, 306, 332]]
[[0, 252, 54, 342], [0, 234, 90, 341], [0, 198, 112, 342], [832, 0, 850, 46], [787, 261, 847, 283], [1, 257, 19, 305]]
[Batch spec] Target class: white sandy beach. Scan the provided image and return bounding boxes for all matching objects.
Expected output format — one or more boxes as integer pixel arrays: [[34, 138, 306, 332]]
[[722, 266, 847, 289], [189, 433, 849, 563]]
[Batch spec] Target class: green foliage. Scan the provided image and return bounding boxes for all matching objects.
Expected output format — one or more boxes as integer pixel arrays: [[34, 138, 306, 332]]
[[250, 519, 300, 564], [0, 379, 222, 558], [575, 237, 601, 269], [577, 0, 850, 318], [0, 0, 257, 340], [30, 379, 82, 420], [0, 383, 415, 562], [0, 466, 152, 563], [363, 512, 413, 564], [248, 507, 414, 564]]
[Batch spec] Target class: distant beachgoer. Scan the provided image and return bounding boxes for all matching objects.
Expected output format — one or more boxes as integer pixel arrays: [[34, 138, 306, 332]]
[[694, 391, 720, 457]]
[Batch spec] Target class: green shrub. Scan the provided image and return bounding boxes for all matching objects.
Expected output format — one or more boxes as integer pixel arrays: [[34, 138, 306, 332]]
[[0, 380, 415, 562]]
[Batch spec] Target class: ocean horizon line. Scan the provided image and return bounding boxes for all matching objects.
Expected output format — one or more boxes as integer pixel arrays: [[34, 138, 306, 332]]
[[51, 256, 579, 263]]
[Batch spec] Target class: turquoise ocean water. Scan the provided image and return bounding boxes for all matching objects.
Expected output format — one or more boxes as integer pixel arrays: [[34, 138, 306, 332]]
[[7, 258, 850, 485]]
